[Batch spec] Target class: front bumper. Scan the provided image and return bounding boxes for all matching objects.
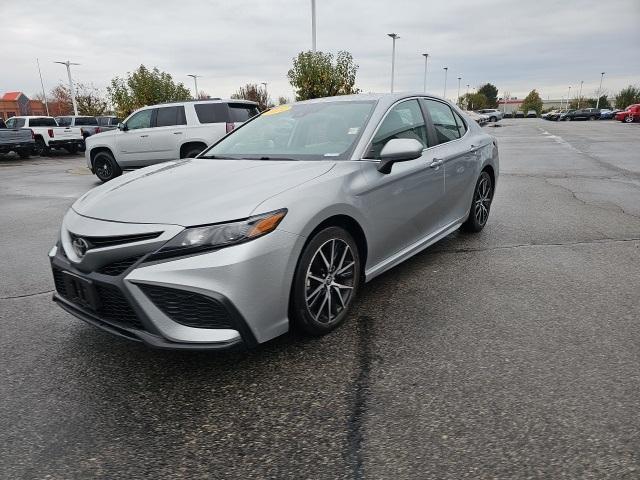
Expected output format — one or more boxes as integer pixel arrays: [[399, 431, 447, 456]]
[[49, 211, 301, 349]]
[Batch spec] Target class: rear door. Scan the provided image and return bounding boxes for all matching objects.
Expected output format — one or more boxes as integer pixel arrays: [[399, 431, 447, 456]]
[[422, 98, 477, 227], [144, 106, 187, 161]]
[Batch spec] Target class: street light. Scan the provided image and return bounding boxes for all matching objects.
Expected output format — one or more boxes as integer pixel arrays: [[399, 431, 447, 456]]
[[261, 82, 268, 108], [311, 0, 317, 52], [443, 67, 448, 99], [388, 33, 400, 93], [457, 76, 461, 106], [567, 86, 571, 109], [187, 74, 200, 99], [577, 80, 584, 109], [421, 53, 429, 92], [37, 58, 49, 116], [596, 72, 605, 109], [54, 60, 79, 115]]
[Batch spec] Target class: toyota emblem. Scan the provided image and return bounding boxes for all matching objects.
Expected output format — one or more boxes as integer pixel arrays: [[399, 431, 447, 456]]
[[72, 237, 90, 258]]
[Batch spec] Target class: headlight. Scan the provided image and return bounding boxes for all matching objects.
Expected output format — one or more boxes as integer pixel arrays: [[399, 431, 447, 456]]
[[149, 209, 287, 260]]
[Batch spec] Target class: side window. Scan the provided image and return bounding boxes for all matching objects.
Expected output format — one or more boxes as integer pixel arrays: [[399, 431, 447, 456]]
[[424, 99, 461, 145], [228, 104, 259, 122], [5, 118, 15, 128], [155, 106, 186, 127], [452, 110, 467, 137], [14, 118, 25, 128], [194, 103, 228, 124], [126, 109, 152, 130], [368, 99, 427, 159]]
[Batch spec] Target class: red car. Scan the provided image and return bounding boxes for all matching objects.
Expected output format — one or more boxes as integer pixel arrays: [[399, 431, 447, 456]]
[[615, 104, 640, 123]]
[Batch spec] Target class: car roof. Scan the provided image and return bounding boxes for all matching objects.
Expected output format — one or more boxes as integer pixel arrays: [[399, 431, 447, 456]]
[[154, 98, 258, 107], [292, 92, 452, 110]]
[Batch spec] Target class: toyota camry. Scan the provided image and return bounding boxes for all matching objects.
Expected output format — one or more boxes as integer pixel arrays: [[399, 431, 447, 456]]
[[49, 93, 499, 350]]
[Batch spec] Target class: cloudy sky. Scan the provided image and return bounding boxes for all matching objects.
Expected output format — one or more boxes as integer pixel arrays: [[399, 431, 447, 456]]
[[2, 0, 639, 104]]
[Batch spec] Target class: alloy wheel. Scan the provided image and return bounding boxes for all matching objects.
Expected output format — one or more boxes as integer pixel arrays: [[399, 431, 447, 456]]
[[474, 175, 492, 226], [625, 115, 634, 123], [305, 238, 356, 324], [96, 158, 112, 180]]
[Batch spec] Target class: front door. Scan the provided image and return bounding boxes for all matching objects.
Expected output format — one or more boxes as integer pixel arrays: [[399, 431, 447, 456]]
[[116, 108, 154, 166]]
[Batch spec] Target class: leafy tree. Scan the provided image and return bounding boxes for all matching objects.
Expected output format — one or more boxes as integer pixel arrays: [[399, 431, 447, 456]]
[[107, 65, 191, 117], [460, 92, 488, 110], [521, 89, 543, 115], [48, 83, 108, 116], [614, 85, 640, 109], [231, 83, 270, 111], [477, 83, 499, 108], [287, 50, 360, 101], [278, 96, 290, 105]]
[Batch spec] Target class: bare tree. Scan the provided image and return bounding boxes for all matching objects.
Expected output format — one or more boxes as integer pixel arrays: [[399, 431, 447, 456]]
[[231, 83, 269, 111]]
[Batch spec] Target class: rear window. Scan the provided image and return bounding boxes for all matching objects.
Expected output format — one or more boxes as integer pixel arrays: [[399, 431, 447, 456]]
[[228, 103, 260, 122], [30, 117, 57, 127], [75, 117, 98, 126], [97, 117, 120, 126], [57, 117, 72, 126], [155, 106, 187, 127], [194, 103, 228, 124]]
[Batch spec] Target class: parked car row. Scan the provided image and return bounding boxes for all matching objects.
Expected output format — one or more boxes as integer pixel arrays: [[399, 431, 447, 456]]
[[540, 106, 640, 122]]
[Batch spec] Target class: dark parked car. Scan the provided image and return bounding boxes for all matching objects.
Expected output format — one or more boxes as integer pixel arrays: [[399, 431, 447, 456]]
[[560, 110, 576, 121], [514, 111, 525, 118], [0, 118, 34, 158], [565, 108, 601, 121], [96, 115, 121, 131]]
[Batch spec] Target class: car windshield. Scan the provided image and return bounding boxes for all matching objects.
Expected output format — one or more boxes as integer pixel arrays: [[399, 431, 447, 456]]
[[201, 100, 376, 161]]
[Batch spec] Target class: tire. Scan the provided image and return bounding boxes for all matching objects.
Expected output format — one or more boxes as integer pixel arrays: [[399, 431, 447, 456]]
[[589, 115, 596, 121], [181, 146, 205, 158], [16, 149, 30, 159], [291, 226, 361, 336], [34, 137, 50, 156], [461, 171, 494, 233], [625, 115, 634, 123], [92, 150, 122, 182], [65, 145, 78, 155], [490, 116, 497, 122]]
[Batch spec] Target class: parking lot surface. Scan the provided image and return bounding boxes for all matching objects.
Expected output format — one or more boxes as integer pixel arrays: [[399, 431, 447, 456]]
[[1, 120, 639, 479]]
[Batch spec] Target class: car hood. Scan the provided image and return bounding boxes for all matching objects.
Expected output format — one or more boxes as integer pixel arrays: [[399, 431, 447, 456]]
[[73, 158, 335, 226]]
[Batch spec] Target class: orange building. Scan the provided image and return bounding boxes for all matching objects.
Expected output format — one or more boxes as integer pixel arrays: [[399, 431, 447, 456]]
[[0, 92, 48, 119]]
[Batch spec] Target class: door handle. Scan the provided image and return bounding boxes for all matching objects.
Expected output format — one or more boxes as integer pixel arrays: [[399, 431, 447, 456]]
[[429, 158, 443, 168], [173, 132, 183, 135], [140, 134, 149, 138]]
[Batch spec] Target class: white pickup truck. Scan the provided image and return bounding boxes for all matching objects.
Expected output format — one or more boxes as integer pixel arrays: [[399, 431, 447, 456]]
[[85, 99, 259, 181], [6, 116, 84, 155]]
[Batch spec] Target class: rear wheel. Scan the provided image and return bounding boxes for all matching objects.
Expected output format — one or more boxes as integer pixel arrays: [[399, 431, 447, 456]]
[[93, 150, 121, 182], [181, 146, 204, 158], [461, 171, 493, 233], [65, 145, 78, 154], [16, 148, 30, 159], [34, 137, 49, 156], [291, 227, 361, 336]]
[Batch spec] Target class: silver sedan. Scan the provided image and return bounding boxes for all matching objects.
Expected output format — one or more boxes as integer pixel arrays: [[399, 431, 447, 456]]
[[49, 93, 499, 350]]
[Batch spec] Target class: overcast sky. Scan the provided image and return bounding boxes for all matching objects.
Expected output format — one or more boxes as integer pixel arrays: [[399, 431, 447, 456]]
[[2, 0, 639, 105]]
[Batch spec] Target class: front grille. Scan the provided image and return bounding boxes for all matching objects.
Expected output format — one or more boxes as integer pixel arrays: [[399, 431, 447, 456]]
[[69, 231, 162, 249], [98, 255, 143, 276], [139, 284, 234, 329], [52, 267, 144, 331]]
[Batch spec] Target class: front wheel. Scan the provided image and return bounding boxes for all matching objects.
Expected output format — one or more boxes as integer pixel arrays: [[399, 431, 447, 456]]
[[625, 115, 634, 123], [92, 151, 122, 182], [490, 116, 497, 122], [291, 227, 361, 336], [461, 171, 494, 233]]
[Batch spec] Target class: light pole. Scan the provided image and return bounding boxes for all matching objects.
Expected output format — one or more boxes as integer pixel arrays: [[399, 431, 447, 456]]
[[54, 60, 79, 115], [443, 67, 448, 99], [187, 74, 200, 99], [422, 53, 429, 92], [577, 80, 584, 108], [457, 76, 461, 106], [388, 33, 400, 93], [567, 86, 571, 109], [37, 58, 49, 116], [311, 0, 317, 52], [596, 72, 605, 109]]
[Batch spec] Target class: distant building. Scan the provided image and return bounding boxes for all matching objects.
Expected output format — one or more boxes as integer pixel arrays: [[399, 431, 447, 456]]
[[0, 91, 48, 119], [496, 97, 566, 113]]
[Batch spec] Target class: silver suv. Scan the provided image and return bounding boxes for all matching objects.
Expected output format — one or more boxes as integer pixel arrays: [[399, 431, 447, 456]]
[[476, 109, 503, 122], [85, 99, 259, 182]]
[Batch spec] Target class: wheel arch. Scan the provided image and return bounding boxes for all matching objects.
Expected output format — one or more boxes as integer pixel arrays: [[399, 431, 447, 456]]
[[180, 141, 208, 158]]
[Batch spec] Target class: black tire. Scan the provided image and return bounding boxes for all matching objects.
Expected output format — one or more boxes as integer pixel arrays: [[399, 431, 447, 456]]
[[291, 226, 361, 336], [92, 150, 122, 182], [181, 146, 205, 158], [65, 145, 78, 155], [490, 116, 497, 122], [34, 137, 50, 156], [16, 149, 30, 159], [461, 171, 493, 233]]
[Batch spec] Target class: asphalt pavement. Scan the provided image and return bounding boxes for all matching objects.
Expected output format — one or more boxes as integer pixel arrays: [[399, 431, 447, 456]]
[[1, 119, 639, 479]]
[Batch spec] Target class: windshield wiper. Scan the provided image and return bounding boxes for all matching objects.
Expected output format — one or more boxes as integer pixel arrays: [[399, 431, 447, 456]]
[[199, 155, 238, 159], [258, 156, 299, 161]]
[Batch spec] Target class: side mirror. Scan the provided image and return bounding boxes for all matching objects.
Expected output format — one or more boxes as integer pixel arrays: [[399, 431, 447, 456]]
[[117, 122, 128, 131], [377, 138, 424, 174]]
